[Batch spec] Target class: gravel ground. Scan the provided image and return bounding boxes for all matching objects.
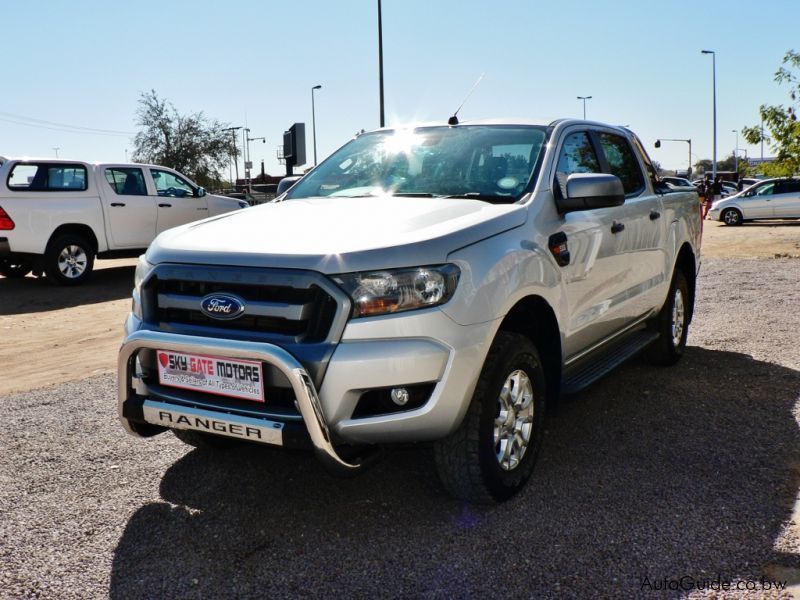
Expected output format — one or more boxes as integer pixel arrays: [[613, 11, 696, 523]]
[[1, 257, 799, 599]]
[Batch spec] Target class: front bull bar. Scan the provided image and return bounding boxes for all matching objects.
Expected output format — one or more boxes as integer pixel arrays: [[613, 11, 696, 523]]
[[118, 330, 362, 473]]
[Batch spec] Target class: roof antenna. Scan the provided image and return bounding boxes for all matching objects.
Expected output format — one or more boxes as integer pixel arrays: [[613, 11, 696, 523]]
[[448, 73, 485, 125]]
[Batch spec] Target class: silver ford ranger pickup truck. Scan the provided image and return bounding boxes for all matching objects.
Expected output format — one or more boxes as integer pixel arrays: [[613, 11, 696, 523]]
[[118, 119, 701, 503]]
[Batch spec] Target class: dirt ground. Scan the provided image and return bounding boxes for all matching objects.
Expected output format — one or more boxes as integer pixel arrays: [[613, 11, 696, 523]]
[[1, 219, 799, 396]]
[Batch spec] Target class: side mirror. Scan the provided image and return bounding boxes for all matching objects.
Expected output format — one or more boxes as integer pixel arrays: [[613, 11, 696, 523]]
[[277, 176, 302, 196], [195, 186, 207, 198], [557, 173, 625, 213]]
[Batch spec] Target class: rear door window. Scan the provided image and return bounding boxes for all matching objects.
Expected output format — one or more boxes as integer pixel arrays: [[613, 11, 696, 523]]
[[105, 167, 147, 196], [597, 133, 645, 196], [7, 163, 88, 191], [775, 180, 800, 194]]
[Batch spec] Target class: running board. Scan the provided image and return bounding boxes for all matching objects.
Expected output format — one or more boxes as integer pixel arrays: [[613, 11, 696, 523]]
[[561, 329, 659, 394]]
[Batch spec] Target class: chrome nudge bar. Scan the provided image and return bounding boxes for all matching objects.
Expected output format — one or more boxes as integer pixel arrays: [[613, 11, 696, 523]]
[[117, 330, 361, 472]]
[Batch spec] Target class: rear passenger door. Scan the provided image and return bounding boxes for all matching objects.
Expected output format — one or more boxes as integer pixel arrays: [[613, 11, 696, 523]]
[[148, 168, 209, 234], [101, 166, 157, 248], [770, 179, 800, 218]]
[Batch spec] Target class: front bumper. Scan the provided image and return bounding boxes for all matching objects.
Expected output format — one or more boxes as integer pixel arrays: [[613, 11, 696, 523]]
[[121, 307, 497, 463], [118, 330, 362, 473]]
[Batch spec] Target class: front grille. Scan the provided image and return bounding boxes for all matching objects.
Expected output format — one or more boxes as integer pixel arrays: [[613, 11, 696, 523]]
[[143, 264, 344, 344]]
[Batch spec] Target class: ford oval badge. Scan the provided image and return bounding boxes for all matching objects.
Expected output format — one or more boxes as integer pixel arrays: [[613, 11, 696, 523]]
[[199, 293, 246, 320]]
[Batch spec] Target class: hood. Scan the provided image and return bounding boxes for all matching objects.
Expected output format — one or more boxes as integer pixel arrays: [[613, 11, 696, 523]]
[[147, 196, 527, 273]]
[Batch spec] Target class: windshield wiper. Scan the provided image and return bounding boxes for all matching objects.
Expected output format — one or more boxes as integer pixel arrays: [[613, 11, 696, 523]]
[[441, 192, 516, 203]]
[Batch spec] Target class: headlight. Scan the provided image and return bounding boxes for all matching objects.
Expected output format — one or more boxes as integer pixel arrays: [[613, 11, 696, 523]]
[[134, 255, 153, 290], [333, 264, 460, 318]]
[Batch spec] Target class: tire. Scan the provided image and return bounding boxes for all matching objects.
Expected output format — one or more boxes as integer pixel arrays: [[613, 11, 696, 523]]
[[721, 208, 743, 226], [44, 234, 95, 285], [0, 259, 32, 278], [172, 428, 238, 450], [434, 332, 547, 503], [645, 269, 690, 366]]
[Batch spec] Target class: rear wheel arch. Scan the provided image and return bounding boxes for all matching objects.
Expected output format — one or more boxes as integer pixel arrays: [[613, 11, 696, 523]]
[[47, 223, 100, 254], [673, 243, 696, 324]]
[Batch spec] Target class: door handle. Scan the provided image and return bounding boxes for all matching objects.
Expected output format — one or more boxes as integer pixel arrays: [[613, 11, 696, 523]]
[[611, 221, 625, 234], [649, 210, 661, 220], [197, 207, 208, 211], [158, 203, 172, 208], [110, 202, 126, 207]]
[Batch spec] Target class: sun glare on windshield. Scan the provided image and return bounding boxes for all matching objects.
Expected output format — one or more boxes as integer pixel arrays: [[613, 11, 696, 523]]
[[286, 125, 548, 203]]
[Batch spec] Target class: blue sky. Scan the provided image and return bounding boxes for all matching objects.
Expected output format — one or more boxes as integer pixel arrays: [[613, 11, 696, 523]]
[[2, 0, 797, 176]]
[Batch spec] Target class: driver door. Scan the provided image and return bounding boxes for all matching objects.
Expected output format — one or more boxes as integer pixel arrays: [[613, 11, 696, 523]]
[[148, 168, 209, 233]]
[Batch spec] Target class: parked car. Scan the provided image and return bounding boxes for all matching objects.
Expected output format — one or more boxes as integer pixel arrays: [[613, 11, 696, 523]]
[[708, 177, 800, 225], [0, 159, 247, 283], [119, 119, 701, 503], [661, 176, 695, 189]]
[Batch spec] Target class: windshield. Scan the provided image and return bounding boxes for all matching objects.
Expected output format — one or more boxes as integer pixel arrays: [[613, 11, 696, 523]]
[[285, 125, 548, 203]]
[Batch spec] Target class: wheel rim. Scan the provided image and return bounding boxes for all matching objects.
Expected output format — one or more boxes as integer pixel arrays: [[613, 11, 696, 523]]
[[723, 210, 739, 225], [57, 245, 88, 278], [493, 369, 535, 471], [671, 288, 685, 347]]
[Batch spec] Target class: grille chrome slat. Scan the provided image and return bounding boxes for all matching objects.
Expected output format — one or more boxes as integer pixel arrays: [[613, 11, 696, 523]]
[[157, 292, 314, 321]]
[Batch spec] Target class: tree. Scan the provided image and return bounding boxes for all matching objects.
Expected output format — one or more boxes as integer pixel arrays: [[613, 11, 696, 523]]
[[132, 90, 233, 188], [742, 50, 800, 176]]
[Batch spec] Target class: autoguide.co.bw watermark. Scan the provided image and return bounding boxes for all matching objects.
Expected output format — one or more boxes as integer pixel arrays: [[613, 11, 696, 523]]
[[640, 574, 787, 593]]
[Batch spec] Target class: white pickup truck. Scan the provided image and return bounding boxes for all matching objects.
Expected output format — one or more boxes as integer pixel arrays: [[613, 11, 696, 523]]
[[0, 158, 246, 284], [119, 119, 701, 503]]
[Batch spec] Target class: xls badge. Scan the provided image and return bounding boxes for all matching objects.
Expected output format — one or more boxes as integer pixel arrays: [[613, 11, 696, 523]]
[[199, 293, 246, 320]]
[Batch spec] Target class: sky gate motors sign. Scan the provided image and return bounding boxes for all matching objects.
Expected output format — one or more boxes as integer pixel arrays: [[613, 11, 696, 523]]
[[157, 350, 264, 402]]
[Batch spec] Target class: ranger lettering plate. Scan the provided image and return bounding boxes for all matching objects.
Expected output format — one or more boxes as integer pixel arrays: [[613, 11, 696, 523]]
[[157, 350, 264, 402]]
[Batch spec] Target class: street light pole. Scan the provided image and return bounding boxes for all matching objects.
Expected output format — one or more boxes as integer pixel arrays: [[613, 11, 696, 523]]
[[377, 0, 385, 127], [701, 50, 717, 179], [732, 129, 738, 173], [577, 96, 592, 119], [311, 85, 322, 165]]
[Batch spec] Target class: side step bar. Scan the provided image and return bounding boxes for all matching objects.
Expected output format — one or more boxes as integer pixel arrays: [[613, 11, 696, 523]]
[[118, 330, 363, 474], [561, 329, 658, 394]]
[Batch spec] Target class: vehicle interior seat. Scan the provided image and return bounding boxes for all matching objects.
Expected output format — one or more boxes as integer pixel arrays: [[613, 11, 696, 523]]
[[122, 172, 145, 195]]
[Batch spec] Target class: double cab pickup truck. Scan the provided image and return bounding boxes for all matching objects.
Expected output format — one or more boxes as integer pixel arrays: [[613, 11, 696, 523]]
[[0, 158, 246, 284], [119, 119, 701, 503]]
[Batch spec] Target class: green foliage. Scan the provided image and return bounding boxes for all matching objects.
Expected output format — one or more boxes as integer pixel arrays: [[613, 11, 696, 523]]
[[132, 90, 233, 188], [742, 50, 800, 175]]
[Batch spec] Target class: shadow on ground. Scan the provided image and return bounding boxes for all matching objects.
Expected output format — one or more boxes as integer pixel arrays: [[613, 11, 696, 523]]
[[109, 347, 800, 598], [741, 220, 800, 227], [0, 266, 134, 315]]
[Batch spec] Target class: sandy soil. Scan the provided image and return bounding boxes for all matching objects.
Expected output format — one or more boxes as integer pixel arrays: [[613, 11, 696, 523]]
[[1, 219, 798, 395], [0, 258, 136, 395]]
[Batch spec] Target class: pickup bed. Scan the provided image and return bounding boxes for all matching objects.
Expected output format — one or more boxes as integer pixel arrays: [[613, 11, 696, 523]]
[[0, 158, 245, 284], [119, 119, 701, 503]]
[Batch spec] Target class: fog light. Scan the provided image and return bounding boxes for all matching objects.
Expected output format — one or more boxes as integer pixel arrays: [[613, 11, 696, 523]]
[[390, 387, 409, 406]]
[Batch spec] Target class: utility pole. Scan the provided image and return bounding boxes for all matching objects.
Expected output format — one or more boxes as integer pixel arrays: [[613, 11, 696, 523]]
[[760, 116, 764, 161], [732, 129, 738, 173], [223, 126, 242, 187], [52, 147, 60, 159], [377, 0, 385, 127]]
